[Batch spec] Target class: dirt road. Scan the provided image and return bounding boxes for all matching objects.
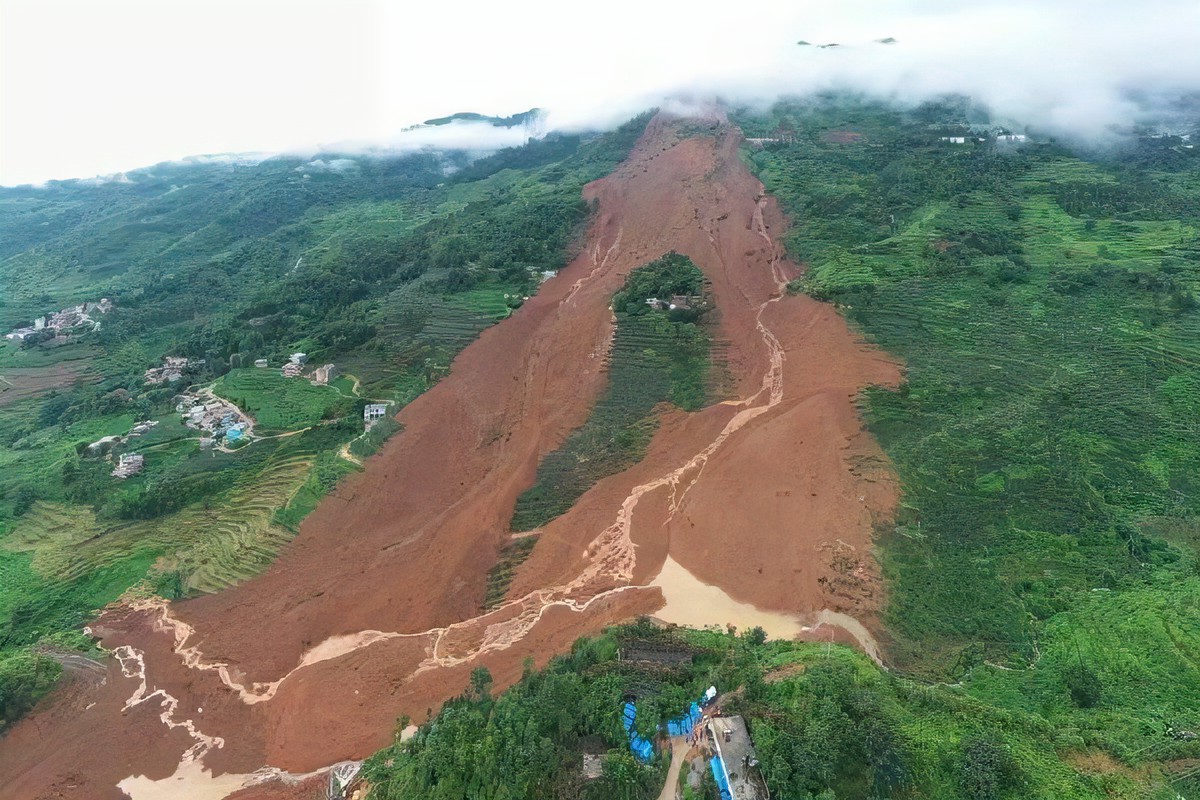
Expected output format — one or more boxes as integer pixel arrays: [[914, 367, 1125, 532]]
[[658, 736, 690, 800], [0, 113, 899, 799]]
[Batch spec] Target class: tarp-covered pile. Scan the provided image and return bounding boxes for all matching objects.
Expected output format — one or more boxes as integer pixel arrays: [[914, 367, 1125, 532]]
[[622, 702, 655, 763], [665, 702, 703, 737]]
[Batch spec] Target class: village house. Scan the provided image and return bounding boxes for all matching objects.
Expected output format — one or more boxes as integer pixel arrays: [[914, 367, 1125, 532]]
[[707, 716, 767, 800], [669, 294, 705, 311], [144, 356, 201, 385], [310, 363, 337, 385], [281, 362, 303, 378], [364, 403, 388, 428], [6, 299, 113, 343], [112, 453, 145, 479], [177, 394, 251, 441], [254, 358, 269, 368], [85, 420, 158, 456]]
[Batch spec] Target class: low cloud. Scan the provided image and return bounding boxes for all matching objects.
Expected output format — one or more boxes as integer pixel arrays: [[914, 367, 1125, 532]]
[[5, 0, 1199, 185], [533, 0, 1200, 141]]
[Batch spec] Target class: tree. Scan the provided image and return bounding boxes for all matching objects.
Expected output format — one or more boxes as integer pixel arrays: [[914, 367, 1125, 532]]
[[11, 486, 38, 517], [863, 717, 909, 798], [960, 736, 1018, 800], [743, 626, 768, 647], [1064, 662, 1102, 708], [469, 666, 494, 704], [592, 750, 652, 800], [0, 650, 62, 731]]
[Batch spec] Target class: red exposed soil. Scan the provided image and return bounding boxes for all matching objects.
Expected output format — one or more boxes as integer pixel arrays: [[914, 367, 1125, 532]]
[[823, 129, 865, 144], [0, 113, 900, 799]]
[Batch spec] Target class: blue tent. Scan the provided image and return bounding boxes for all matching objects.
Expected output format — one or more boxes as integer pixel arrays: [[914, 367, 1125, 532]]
[[621, 694, 710, 762]]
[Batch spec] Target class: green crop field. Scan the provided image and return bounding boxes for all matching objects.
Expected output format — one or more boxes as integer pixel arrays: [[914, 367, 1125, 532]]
[[213, 368, 350, 431]]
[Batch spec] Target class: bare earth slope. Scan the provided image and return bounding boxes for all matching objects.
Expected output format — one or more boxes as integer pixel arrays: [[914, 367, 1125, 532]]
[[0, 114, 900, 799]]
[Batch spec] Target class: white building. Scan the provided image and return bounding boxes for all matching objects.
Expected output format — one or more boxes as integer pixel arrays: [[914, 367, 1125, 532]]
[[364, 403, 389, 427]]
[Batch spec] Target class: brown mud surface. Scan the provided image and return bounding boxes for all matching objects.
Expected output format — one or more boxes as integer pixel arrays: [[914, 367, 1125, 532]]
[[0, 113, 900, 799]]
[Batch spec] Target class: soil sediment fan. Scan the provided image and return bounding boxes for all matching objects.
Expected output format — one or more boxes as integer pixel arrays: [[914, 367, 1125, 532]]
[[0, 113, 900, 799]]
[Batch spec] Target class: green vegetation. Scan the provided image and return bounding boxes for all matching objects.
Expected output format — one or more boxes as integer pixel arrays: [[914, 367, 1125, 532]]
[[732, 95, 1200, 795], [349, 415, 402, 460], [213, 368, 350, 431], [367, 621, 1177, 800], [510, 253, 714, 534], [483, 535, 539, 609], [0, 649, 61, 730], [0, 113, 651, 730]]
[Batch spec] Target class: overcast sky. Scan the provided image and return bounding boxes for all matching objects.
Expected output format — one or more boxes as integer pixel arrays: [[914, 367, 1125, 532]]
[[3, 0, 1199, 185]]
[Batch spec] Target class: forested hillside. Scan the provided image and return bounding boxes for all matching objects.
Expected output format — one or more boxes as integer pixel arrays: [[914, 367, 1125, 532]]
[[0, 116, 649, 729]]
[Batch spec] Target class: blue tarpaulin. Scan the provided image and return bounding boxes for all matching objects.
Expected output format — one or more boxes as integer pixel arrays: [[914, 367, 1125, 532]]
[[622, 693, 710, 763], [710, 756, 733, 800], [622, 702, 654, 763], [665, 702, 703, 737]]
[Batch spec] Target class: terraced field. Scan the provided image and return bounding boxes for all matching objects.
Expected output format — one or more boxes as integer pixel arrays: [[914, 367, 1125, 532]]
[[0, 424, 350, 651], [213, 368, 349, 432], [351, 276, 520, 403], [737, 99, 1200, 791]]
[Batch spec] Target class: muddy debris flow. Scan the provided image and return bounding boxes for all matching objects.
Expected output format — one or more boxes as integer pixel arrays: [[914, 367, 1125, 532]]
[[0, 114, 900, 799]]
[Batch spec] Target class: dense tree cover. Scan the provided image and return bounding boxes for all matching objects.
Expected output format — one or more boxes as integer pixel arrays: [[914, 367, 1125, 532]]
[[364, 632, 664, 800], [611, 251, 707, 317], [367, 622, 1142, 799]]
